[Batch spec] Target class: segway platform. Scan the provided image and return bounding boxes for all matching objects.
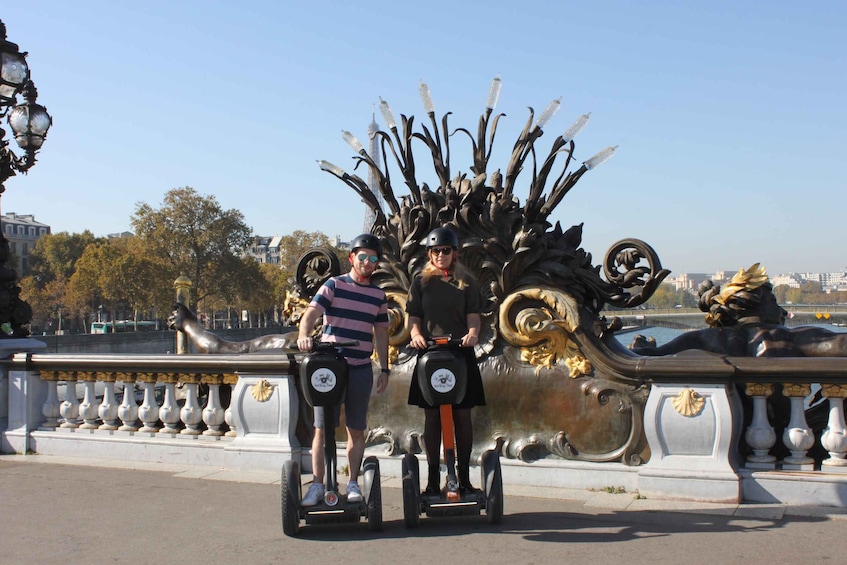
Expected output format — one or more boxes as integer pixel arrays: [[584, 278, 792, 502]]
[[401, 337, 503, 527], [280, 342, 382, 536]]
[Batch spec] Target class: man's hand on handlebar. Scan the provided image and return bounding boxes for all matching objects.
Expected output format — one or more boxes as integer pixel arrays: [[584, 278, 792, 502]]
[[296, 335, 313, 352], [461, 332, 478, 348]]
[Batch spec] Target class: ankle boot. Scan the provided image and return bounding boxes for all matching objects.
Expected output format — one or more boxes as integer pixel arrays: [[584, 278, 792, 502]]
[[458, 462, 477, 493], [424, 465, 440, 495]]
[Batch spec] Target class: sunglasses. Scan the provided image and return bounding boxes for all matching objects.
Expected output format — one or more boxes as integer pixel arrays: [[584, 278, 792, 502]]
[[430, 247, 454, 256], [356, 253, 379, 264]]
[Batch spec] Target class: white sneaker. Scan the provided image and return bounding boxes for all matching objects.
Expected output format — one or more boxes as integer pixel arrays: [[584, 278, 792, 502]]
[[346, 480, 363, 503], [302, 482, 325, 506]]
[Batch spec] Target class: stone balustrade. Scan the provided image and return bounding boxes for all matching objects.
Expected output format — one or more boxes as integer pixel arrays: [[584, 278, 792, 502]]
[[4, 341, 847, 506]]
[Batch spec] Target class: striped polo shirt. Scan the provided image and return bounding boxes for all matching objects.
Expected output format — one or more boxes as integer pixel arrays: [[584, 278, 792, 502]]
[[310, 274, 389, 366]]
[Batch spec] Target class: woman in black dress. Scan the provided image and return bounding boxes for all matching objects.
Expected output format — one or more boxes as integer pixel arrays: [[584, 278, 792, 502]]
[[407, 227, 486, 494]]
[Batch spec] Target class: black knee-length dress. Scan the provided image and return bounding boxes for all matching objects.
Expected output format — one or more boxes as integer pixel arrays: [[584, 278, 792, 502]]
[[406, 272, 486, 409]]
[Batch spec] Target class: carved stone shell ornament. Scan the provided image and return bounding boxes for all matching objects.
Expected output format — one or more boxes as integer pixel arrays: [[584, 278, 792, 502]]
[[672, 388, 705, 417], [250, 379, 275, 402]]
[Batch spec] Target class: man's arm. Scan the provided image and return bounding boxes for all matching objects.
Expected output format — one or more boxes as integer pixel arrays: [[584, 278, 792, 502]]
[[297, 305, 322, 351], [373, 325, 390, 394]]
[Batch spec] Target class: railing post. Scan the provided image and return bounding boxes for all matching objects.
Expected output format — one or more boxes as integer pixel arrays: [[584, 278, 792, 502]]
[[781, 383, 814, 470], [174, 275, 192, 355], [59, 374, 80, 429], [97, 372, 120, 430], [117, 374, 139, 432], [821, 384, 847, 471], [744, 383, 777, 469]]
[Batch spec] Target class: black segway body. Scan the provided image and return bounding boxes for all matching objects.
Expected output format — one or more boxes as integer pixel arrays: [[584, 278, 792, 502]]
[[280, 341, 382, 536], [403, 337, 503, 526]]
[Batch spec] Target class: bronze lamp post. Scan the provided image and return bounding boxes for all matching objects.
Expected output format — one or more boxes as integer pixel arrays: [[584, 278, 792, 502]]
[[0, 19, 52, 337]]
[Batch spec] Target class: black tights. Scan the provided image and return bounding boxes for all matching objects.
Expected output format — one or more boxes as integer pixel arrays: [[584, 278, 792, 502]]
[[423, 407, 474, 488]]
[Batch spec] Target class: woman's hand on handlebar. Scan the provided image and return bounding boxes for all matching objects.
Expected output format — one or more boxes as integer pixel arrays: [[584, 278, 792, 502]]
[[296, 335, 312, 352], [409, 333, 427, 349], [460, 332, 478, 348]]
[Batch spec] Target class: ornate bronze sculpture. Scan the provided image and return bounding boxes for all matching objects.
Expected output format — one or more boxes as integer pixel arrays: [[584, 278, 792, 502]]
[[175, 79, 671, 465], [630, 264, 847, 358]]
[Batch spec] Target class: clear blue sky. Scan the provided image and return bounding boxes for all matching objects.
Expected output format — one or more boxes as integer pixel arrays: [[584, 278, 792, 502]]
[[2, 1, 845, 276]]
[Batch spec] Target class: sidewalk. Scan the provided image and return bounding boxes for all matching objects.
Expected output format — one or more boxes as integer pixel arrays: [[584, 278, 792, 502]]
[[3, 454, 847, 564]]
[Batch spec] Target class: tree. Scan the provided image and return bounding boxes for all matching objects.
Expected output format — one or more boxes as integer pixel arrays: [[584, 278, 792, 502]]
[[27, 231, 100, 285], [645, 284, 694, 309], [131, 187, 253, 309], [68, 236, 173, 324], [20, 231, 102, 332]]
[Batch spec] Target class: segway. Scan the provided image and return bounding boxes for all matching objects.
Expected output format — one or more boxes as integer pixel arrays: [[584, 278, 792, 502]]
[[280, 341, 382, 536], [402, 336, 503, 527]]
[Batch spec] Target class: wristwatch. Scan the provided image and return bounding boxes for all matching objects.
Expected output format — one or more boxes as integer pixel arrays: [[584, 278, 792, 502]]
[[380, 368, 390, 374]]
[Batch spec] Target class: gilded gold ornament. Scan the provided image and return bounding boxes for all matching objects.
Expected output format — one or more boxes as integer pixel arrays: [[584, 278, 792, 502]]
[[822, 384, 847, 398], [745, 383, 773, 397], [672, 388, 705, 417], [782, 383, 811, 397], [251, 379, 275, 402], [499, 287, 583, 370]]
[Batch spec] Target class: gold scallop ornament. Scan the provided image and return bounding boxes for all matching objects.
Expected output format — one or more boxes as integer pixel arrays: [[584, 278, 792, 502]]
[[672, 388, 704, 417], [251, 379, 275, 402]]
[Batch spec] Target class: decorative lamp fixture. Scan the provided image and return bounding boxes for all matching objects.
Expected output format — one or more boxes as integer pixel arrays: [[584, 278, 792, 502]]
[[0, 21, 29, 105], [0, 19, 52, 337], [8, 81, 52, 150]]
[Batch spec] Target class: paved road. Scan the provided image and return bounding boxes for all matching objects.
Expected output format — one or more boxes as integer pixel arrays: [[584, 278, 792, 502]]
[[2, 456, 847, 565]]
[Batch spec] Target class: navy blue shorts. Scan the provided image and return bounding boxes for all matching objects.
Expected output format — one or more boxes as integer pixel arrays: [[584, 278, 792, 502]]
[[313, 363, 374, 431]]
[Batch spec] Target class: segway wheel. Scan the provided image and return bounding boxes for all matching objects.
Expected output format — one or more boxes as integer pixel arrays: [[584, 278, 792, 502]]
[[280, 460, 301, 536], [401, 453, 421, 528], [362, 456, 382, 532], [482, 450, 504, 524]]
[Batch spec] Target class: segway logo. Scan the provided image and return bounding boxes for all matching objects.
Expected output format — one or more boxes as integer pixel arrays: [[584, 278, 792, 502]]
[[430, 369, 456, 393], [311, 369, 337, 392]]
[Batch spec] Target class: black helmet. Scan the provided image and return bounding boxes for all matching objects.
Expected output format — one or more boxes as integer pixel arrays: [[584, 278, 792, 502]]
[[425, 227, 459, 249], [351, 233, 382, 258]]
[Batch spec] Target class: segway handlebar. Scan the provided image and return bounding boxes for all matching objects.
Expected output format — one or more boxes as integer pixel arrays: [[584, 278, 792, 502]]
[[426, 335, 463, 348], [294, 339, 359, 353]]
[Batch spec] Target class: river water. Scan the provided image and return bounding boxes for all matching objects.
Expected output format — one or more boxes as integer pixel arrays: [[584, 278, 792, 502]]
[[615, 323, 847, 348]]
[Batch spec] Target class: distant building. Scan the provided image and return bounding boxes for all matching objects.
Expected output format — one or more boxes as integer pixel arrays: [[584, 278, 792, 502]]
[[771, 273, 802, 289], [107, 231, 134, 239], [244, 235, 282, 264], [334, 235, 351, 251], [1, 212, 51, 276], [667, 272, 711, 293]]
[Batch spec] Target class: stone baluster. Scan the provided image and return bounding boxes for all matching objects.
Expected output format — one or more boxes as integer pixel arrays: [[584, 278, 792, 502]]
[[117, 374, 139, 432], [180, 377, 203, 435], [820, 384, 847, 471], [78, 374, 101, 429], [744, 383, 777, 469], [223, 377, 237, 437], [781, 383, 815, 470], [137, 373, 160, 433], [59, 373, 80, 429], [98, 372, 120, 430], [202, 378, 225, 437], [159, 376, 181, 434], [40, 372, 61, 429]]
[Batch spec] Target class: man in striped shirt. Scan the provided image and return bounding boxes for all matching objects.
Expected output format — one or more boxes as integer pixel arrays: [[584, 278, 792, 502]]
[[297, 233, 390, 506]]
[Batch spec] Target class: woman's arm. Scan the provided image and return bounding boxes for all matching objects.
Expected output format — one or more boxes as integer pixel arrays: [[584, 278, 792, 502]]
[[462, 313, 480, 347], [408, 315, 426, 349]]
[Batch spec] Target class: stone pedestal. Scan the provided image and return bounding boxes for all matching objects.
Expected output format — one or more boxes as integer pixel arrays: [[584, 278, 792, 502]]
[[638, 383, 742, 503], [1, 340, 48, 454], [225, 373, 301, 467]]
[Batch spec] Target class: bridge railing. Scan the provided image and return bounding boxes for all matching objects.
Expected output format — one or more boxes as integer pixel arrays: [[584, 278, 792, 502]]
[[4, 342, 847, 506]]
